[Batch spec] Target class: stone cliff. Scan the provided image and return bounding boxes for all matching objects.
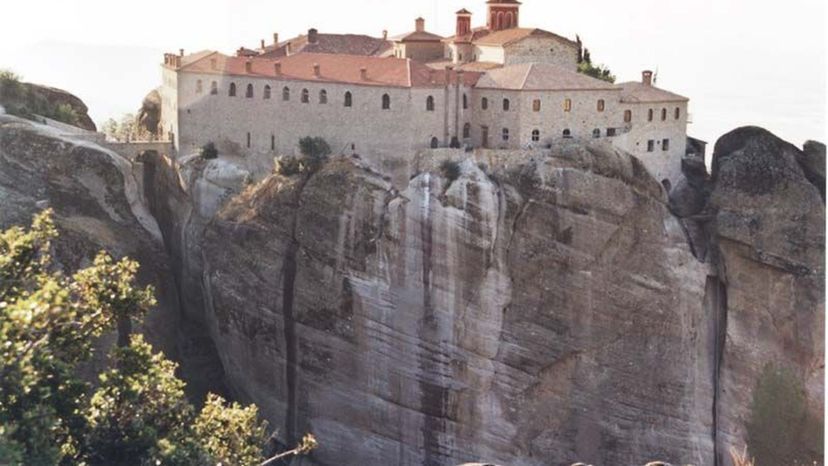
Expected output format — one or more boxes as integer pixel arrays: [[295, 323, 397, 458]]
[[0, 104, 823, 465]]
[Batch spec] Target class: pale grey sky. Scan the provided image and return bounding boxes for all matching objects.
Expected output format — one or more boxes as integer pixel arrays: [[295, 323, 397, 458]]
[[1, 0, 825, 146]]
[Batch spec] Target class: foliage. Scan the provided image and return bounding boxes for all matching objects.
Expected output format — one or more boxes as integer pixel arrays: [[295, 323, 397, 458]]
[[0, 69, 24, 100], [200, 142, 218, 160], [577, 60, 616, 83], [102, 113, 148, 142], [194, 393, 267, 466], [0, 211, 273, 466], [438, 160, 461, 184], [746, 364, 823, 466], [575, 44, 616, 83], [0, 70, 80, 126], [261, 433, 318, 465], [298, 136, 331, 172]]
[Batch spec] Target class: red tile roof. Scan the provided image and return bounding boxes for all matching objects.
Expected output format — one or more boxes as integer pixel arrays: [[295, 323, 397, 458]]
[[259, 34, 392, 58], [473, 28, 578, 48], [617, 81, 689, 103], [443, 26, 491, 44], [177, 52, 481, 88]]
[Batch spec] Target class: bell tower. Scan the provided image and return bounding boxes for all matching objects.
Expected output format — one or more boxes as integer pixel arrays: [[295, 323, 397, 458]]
[[486, 0, 521, 31]]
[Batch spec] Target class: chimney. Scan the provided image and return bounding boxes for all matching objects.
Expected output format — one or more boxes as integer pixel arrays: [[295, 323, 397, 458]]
[[456, 9, 472, 37], [245, 60, 253, 73], [260, 39, 266, 49], [274, 62, 282, 75], [382, 30, 388, 40], [642, 70, 653, 86], [360, 67, 368, 81], [273, 33, 279, 44], [313, 63, 321, 77], [285, 42, 292, 55], [415, 17, 425, 32], [308, 28, 318, 44], [179, 48, 184, 57]]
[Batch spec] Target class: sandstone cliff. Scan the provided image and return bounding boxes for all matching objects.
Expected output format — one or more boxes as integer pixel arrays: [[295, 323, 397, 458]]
[[1, 101, 823, 465]]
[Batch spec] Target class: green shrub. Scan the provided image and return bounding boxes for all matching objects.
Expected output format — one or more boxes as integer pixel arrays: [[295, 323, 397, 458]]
[[298, 136, 331, 172], [51, 103, 79, 125], [0, 69, 24, 100], [200, 142, 218, 160], [439, 160, 461, 184], [747, 364, 823, 466]]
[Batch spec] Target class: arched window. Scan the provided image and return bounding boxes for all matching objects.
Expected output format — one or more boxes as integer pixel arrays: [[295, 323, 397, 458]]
[[503, 98, 510, 111], [531, 129, 540, 142], [533, 99, 541, 112], [592, 128, 601, 138], [502, 128, 509, 141], [301, 89, 309, 103], [463, 123, 471, 139], [426, 96, 435, 111], [210, 81, 218, 95], [661, 108, 667, 121], [344, 91, 352, 107], [430, 137, 439, 148], [382, 94, 390, 110], [563, 98, 572, 112], [496, 11, 504, 29], [282, 87, 290, 101], [264, 85, 271, 99], [624, 109, 632, 123], [196, 80, 203, 94], [505, 11, 514, 29], [597, 99, 605, 112], [463, 94, 468, 110], [246, 83, 254, 98], [481, 97, 488, 110], [648, 108, 654, 121], [229, 82, 237, 97], [674, 107, 680, 120], [319, 89, 328, 104], [563, 128, 572, 138]]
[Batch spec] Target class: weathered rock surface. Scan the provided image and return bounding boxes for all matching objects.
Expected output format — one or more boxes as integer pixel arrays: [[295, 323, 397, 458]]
[[707, 127, 824, 464], [2, 104, 823, 466], [0, 114, 216, 397], [195, 145, 715, 465]]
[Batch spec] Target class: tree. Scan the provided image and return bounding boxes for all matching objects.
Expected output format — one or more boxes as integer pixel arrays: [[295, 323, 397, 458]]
[[0, 211, 281, 466], [575, 46, 616, 83], [200, 142, 218, 160], [298, 136, 331, 172]]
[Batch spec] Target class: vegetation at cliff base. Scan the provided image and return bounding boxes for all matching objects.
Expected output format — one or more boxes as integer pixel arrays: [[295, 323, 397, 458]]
[[0, 69, 81, 126], [746, 364, 823, 466], [200, 142, 219, 160], [0, 211, 276, 466]]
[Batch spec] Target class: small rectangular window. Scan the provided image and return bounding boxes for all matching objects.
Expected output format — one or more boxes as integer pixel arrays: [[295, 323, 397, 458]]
[[606, 128, 616, 137], [532, 99, 541, 112], [662, 138, 670, 151], [271, 135, 275, 151], [647, 140, 654, 152], [246, 132, 251, 149]]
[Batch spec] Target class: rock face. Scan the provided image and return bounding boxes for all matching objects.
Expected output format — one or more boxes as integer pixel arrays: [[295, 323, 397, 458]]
[[1, 104, 823, 466], [195, 146, 715, 466], [707, 127, 824, 464]]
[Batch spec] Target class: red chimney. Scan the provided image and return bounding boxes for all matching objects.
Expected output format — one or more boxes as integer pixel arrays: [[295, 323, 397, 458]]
[[308, 28, 318, 44], [642, 70, 653, 86], [273, 33, 279, 44], [260, 39, 266, 49], [456, 9, 472, 37], [415, 17, 425, 32]]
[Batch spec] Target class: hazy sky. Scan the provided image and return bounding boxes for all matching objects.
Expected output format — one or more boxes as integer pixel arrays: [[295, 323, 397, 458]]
[[1, 0, 825, 146]]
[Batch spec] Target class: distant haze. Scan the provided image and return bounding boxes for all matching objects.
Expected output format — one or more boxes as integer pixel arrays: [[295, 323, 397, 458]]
[[1, 0, 825, 146]]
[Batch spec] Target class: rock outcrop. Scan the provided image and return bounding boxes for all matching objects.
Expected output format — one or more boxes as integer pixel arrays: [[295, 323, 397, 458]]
[[707, 127, 824, 465], [1, 102, 823, 466], [193, 145, 715, 466]]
